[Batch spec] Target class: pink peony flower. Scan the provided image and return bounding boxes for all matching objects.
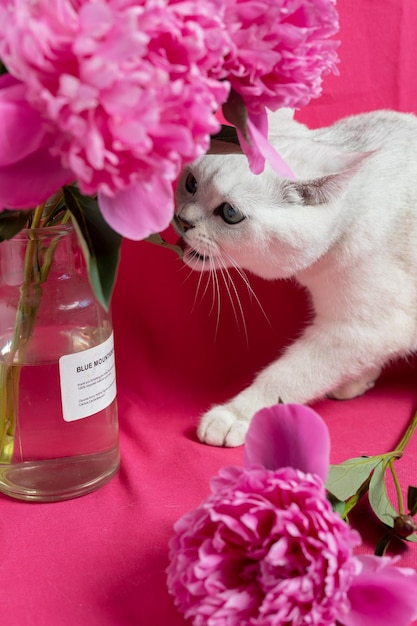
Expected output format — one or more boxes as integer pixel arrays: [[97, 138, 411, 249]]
[[167, 405, 417, 626], [0, 0, 230, 239], [219, 0, 339, 114], [218, 0, 339, 175], [168, 465, 359, 625]]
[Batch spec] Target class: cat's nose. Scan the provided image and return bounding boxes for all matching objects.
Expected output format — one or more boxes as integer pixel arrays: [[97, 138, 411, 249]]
[[174, 214, 194, 235]]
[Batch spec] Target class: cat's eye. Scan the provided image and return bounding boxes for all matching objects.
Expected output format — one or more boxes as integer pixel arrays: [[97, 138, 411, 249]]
[[214, 203, 246, 225], [185, 173, 198, 195]]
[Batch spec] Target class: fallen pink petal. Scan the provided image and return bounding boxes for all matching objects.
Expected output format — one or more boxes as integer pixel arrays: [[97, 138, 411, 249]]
[[342, 555, 417, 626], [244, 403, 330, 483]]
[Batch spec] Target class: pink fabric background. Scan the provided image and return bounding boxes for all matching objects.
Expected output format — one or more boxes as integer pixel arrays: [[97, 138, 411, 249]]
[[2, 1, 417, 624]]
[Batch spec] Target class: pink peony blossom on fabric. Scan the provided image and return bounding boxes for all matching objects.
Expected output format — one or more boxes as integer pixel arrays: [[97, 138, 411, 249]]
[[167, 404, 417, 626], [168, 465, 360, 626]]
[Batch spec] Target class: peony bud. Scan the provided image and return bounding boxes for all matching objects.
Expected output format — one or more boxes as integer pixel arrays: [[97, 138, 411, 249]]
[[393, 514, 417, 539]]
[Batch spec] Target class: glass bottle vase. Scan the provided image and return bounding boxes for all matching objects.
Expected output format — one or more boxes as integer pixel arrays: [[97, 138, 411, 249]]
[[0, 224, 120, 501]]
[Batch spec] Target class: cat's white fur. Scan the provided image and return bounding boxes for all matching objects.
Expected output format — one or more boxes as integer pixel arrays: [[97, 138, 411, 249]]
[[175, 109, 417, 446]]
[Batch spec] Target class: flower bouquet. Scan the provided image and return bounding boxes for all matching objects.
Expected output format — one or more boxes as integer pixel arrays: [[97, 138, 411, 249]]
[[0, 0, 339, 497]]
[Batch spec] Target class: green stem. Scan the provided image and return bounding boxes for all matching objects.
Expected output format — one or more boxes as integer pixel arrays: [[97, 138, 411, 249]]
[[388, 458, 405, 515], [385, 409, 417, 519], [395, 409, 417, 453], [338, 409, 417, 520], [0, 204, 70, 463]]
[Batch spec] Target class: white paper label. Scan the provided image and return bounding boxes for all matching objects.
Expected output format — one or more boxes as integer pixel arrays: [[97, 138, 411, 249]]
[[59, 332, 117, 422]]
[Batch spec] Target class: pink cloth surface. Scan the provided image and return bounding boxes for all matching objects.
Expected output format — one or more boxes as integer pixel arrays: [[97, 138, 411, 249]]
[[2, 1, 417, 624]]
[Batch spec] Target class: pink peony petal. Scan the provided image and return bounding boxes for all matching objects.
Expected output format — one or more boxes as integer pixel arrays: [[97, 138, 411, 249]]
[[0, 74, 74, 209], [236, 109, 295, 178], [0, 145, 74, 209], [97, 177, 174, 240], [341, 555, 417, 626], [243, 403, 330, 482], [0, 75, 50, 167]]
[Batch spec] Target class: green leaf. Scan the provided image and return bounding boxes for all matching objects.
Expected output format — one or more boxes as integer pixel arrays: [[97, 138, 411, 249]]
[[408, 486, 417, 516], [368, 462, 398, 527], [374, 532, 394, 556], [327, 493, 347, 517], [326, 456, 383, 501], [145, 232, 183, 259], [0, 209, 30, 242], [63, 186, 122, 311]]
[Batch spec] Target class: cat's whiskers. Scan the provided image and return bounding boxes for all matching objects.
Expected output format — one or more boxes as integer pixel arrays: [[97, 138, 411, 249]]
[[176, 247, 203, 308], [177, 251, 197, 282], [200, 256, 217, 304], [219, 248, 273, 329], [209, 254, 223, 338], [181, 243, 262, 342], [192, 257, 210, 312], [215, 253, 249, 343], [181, 248, 213, 313]]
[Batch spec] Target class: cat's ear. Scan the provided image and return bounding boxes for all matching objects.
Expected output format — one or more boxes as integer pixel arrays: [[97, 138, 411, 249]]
[[288, 152, 373, 206]]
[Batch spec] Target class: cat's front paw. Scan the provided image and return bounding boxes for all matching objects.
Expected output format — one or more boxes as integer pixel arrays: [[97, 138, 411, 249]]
[[197, 406, 249, 447]]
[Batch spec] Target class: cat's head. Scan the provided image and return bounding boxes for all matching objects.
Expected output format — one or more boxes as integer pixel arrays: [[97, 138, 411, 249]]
[[175, 139, 369, 280]]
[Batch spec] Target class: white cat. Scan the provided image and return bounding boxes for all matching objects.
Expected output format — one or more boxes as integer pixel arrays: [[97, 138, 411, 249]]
[[175, 109, 417, 447]]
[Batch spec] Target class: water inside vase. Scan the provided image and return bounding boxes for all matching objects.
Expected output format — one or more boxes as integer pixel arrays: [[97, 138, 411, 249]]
[[0, 325, 120, 502]]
